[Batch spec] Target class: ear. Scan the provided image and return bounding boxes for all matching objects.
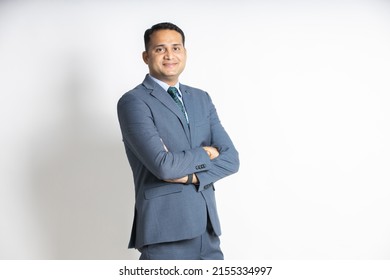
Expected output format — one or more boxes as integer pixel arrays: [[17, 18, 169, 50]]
[[142, 51, 148, 64]]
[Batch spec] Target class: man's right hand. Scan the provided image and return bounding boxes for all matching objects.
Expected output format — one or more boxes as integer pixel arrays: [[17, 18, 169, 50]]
[[203, 146, 219, 160]]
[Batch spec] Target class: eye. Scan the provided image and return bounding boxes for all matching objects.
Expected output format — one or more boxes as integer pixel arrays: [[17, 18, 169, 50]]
[[173, 46, 181, 52], [155, 47, 165, 53]]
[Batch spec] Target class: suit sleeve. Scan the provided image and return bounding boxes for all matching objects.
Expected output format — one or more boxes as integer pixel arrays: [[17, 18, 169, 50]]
[[195, 93, 240, 191], [117, 93, 211, 180]]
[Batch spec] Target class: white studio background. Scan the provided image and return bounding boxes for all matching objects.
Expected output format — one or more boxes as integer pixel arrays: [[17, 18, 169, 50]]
[[1, 0, 390, 260]]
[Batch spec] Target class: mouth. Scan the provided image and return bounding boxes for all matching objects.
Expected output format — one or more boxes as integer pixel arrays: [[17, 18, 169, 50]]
[[163, 63, 177, 68]]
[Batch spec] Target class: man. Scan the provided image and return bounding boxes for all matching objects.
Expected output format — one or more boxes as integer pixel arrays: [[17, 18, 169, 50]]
[[117, 22, 239, 260]]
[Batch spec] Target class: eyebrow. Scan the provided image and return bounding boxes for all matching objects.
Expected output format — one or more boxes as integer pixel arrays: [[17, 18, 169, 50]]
[[153, 43, 183, 48]]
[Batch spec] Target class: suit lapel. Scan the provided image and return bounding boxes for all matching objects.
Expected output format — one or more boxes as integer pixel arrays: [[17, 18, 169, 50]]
[[143, 76, 191, 144], [180, 85, 194, 148]]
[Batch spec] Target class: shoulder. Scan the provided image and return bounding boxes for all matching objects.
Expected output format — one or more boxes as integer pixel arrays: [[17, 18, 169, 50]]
[[180, 84, 214, 106], [180, 83, 205, 94], [119, 75, 163, 103], [118, 83, 149, 102], [180, 83, 211, 99]]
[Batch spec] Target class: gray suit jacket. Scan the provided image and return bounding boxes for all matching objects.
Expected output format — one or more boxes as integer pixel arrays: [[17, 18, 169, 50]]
[[117, 75, 239, 249]]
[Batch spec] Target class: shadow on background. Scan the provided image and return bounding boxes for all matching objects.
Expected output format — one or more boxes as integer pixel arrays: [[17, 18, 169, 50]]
[[28, 55, 139, 259]]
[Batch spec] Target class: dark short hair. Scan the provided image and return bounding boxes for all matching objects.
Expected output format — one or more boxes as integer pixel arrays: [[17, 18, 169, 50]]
[[144, 22, 185, 50]]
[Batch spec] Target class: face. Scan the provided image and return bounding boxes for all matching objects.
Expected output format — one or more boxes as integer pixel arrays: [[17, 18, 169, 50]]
[[143, 29, 187, 85]]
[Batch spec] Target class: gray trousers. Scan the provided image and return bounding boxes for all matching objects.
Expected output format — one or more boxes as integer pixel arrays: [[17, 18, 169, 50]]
[[139, 219, 223, 260]]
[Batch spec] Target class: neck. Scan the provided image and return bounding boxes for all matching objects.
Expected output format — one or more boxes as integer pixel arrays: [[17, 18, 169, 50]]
[[149, 74, 179, 87]]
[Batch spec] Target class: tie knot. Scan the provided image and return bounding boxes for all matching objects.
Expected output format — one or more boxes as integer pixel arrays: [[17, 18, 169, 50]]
[[167, 86, 179, 97]]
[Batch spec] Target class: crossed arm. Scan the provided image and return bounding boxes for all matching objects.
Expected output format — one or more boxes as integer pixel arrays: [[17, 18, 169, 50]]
[[118, 91, 239, 189], [164, 146, 220, 184]]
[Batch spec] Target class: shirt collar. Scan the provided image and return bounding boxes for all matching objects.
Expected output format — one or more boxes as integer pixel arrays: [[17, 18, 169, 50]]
[[149, 74, 181, 97]]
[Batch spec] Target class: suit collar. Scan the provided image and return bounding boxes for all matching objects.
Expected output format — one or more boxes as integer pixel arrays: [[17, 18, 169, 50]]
[[143, 75, 192, 144], [143, 74, 158, 90]]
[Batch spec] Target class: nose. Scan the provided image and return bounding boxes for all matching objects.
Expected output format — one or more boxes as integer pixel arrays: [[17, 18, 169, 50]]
[[164, 48, 173, 59]]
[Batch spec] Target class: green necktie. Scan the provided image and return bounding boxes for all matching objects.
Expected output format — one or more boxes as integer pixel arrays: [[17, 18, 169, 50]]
[[167, 87, 187, 122]]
